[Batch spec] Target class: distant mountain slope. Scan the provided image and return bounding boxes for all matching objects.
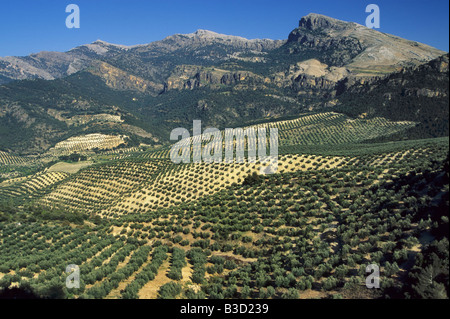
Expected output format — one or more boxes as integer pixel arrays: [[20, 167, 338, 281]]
[[0, 71, 159, 154], [0, 13, 447, 154], [333, 54, 449, 139], [0, 13, 445, 85], [0, 30, 284, 86], [0, 41, 141, 85], [286, 14, 444, 75]]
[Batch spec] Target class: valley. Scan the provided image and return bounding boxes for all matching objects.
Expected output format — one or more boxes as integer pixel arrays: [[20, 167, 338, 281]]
[[0, 12, 448, 300]]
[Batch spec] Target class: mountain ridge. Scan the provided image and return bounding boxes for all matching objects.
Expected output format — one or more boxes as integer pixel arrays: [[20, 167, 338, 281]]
[[0, 13, 448, 154], [0, 13, 446, 85]]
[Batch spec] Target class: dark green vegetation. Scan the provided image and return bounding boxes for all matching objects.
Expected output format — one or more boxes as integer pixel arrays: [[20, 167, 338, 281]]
[[0, 72, 157, 154], [0, 70, 307, 154], [0, 137, 448, 299], [279, 137, 449, 156], [334, 54, 449, 140], [58, 153, 87, 163], [0, 13, 448, 300]]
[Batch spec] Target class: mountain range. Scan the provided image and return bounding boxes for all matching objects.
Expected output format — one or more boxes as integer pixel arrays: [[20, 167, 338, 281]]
[[0, 13, 448, 154]]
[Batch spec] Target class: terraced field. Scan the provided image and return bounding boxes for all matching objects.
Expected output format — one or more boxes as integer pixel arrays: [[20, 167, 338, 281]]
[[0, 135, 447, 300], [2, 113, 444, 218], [51, 134, 126, 154], [38, 160, 164, 213], [127, 112, 417, 167], [249, 112, 417, 146], [0, 171, 69, 202], [0, 111, 448, 300], [0, 151, 29, 165]]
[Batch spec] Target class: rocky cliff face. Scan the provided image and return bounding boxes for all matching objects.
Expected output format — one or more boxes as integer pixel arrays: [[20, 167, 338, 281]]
[[338, 54, 449, 102], [164, 65, 265, 91], [270, 59, 351, 96], [298, 13, 349, 31], [157, 14, 446, 99], [154, 30, 285, 54], [258, 13, 446, 98], [285, 14, 363, 68], [333, 54, 449, 138], [286, 13, 445, 76]]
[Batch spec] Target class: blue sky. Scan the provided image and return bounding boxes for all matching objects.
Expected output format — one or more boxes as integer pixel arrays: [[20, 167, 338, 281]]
[[0, 0, 448, 57]]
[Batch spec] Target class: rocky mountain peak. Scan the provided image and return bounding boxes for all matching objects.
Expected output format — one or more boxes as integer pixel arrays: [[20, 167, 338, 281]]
[[89, 40, 140, 50], [192, 29, 221, 37], [299, 13, 350, 31], [287, 13, 446, 75], [185, 29, 250, 42]]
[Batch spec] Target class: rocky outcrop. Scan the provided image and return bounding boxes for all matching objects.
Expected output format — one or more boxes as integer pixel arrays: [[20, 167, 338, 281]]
[[0, 51, 95, 85], [164, 65, 264, 91], [270, 59, 352, 96], [146, 30, 285, 55], [88, 61, 164, 94], [285, 13, 445, 75], [298, 13, 350, 31], [332, 54, 449, 138]]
